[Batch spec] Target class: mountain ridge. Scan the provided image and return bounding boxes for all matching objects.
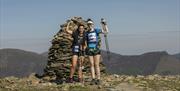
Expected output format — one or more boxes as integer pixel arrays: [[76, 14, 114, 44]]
[[0, 48, 47, 77], [0, 48, 180, 77]]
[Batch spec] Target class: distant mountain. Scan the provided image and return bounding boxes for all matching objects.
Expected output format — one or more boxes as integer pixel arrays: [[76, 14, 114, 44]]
[[172, 53, 180, 60], [154, 55, 180, 75], [0, 48, 47, 77], [102, 51, 180, 75], [0, 48, 180, 77], [41, 52, 48, 57]]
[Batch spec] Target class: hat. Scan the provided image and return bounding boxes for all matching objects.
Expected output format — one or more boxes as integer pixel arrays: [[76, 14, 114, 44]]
[[87, 18, 94, 24], [87, 21, 93, 24]]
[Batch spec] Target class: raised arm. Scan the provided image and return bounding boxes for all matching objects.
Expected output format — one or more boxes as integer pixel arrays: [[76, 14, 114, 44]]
[[65, 22, 73, 35]]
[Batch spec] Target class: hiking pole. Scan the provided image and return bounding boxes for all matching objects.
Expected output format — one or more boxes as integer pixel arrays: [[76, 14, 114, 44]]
[[101, 18, 110, 61], [79, 46, 85, 82]]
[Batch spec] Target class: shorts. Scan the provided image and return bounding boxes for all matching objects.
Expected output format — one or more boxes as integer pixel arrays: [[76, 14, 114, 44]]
[[86, 48, 101, 56], [73, 51, 85, 56]]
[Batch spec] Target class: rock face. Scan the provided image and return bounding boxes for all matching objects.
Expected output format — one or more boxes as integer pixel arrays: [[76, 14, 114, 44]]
[[43, 17, 105, 81]]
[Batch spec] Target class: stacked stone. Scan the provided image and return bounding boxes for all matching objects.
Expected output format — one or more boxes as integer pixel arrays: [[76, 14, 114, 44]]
[[43, 17, 105, 81]]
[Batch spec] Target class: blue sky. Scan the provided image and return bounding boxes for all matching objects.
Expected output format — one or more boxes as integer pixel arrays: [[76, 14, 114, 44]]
[[0, 0, 180, 55]]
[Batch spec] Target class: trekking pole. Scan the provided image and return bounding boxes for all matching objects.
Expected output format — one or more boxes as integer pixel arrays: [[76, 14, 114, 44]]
[[79, 47, 85, 82], [101, 18, 110, 61]]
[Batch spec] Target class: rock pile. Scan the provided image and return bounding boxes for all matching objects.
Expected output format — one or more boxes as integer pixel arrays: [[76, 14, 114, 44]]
[[43, 17, 105, 81]]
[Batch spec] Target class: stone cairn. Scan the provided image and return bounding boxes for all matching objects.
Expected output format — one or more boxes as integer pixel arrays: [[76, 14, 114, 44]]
[[43, 17, 105, 81]]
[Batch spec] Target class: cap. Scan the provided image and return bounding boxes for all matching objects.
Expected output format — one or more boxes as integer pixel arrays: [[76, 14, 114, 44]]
[[87, 21, 93, 24], [87, 18, 94, 24]]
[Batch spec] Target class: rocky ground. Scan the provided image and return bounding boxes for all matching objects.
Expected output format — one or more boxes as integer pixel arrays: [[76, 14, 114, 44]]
[[0, 73, 180, 91]]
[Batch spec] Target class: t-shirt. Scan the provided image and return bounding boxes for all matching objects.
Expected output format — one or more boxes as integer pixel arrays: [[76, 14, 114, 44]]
[[86, 28, 102, 48], [72, 30, 86, 46]]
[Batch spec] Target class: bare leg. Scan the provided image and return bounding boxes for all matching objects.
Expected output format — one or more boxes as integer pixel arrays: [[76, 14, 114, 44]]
[[94, 54, 101, 79], [70, 55, 78, 78], [89, 56, 95, 79]]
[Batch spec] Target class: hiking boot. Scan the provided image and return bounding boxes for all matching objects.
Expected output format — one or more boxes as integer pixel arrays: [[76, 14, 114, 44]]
[[67, 78, 73, 83], [95, 79, 101, 85], [52, 79, 64, 84], [77, 78, 83, 83], [90, 79, 96, 85]]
